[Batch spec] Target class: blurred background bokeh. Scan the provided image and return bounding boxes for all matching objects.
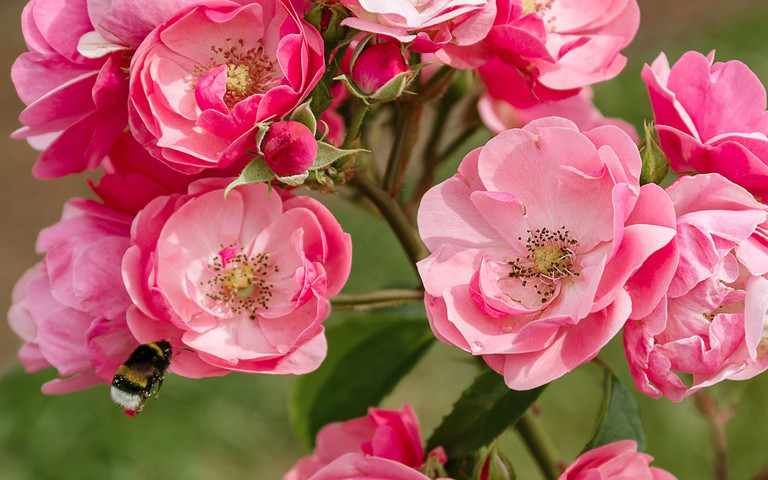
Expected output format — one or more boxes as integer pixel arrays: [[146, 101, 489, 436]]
[[2, 1, 768, 478]]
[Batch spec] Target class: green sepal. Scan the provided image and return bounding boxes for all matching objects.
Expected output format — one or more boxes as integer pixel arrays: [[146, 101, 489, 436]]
[[275, 171, 310, 187], [224, 158, 275, 197], [309, 142, 366, 170], [290, 100, 317, 135]]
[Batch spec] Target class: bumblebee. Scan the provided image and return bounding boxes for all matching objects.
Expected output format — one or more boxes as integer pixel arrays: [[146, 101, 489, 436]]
[[111, 341, 172, 416]]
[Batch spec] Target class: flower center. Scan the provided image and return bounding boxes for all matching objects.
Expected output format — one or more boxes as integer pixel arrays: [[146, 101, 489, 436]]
[[507, 226, 579, 304], [203, 245, 276, 319], [197, 38, 279, 110], [523, 0, 556, 31]]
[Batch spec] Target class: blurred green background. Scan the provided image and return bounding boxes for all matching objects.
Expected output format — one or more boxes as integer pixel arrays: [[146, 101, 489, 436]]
[[3, 1, 768, 478]]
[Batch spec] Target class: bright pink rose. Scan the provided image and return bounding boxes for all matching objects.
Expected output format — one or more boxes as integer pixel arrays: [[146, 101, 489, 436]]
[[351, 42, 409, 94], [643, 51, 768, 201], [299, 454, 440, 480], [417, 117, 677, 390], [122, 179, 352, 377], [262, 121, 318, 177], [7, 199, 137, 393], [129, 0, 325, 173], [624, 174, 768, 401], [11, 0, 130, 178], [478, 88, 637, 141], [285, 405, 428, 480], [559, 441, 676, 480]]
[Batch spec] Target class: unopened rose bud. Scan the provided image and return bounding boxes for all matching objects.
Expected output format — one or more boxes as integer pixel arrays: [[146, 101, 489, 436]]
[[305, 1, 354, 53], [351, 42, 409, 95], [474, 442, 515, 480], [639, 121, 669, 185], [261, 121, 317, 177]]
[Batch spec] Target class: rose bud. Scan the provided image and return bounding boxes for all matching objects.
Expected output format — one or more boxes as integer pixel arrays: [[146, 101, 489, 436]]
[[351, 42, 409, 95], [261, 121, 318, 177]]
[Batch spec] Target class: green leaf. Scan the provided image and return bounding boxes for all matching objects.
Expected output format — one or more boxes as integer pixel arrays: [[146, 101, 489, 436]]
[[224, 158, 275, 197], [290, 315, 435, 448], [427, 369, 546, 463], [310, 142, 366, 170], [584, 369, 646, 452]]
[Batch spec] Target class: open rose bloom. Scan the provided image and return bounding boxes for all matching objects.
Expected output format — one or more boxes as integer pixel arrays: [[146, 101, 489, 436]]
[[129, 0, 324, 172], [624, 174, 768, 401], [284, 404, 449, 480], [417, 117, 677, 389], [559, 441, 676, 480], [123, 180, 352, 377], [643, 51, 768, 200], [8, 199, 138, 393]]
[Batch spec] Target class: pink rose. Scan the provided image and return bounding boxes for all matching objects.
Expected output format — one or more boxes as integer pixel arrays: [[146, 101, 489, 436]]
[[477, 88, 638, 141], [129, 0, 325, 173], [262, 121, 318, 177], [351, 42, 409, 94], [338, 0, 498, 65], [8, 199, 137, 393], [643, 51, 768, 201], [284, 405, 428, 480], [122, 179, 352, 377], [417, 117, 677, 389], [296, 454, 441, 480], [624, 174, 768, 401], [559, 441, 676, 480], [11, 0, 130, 178]]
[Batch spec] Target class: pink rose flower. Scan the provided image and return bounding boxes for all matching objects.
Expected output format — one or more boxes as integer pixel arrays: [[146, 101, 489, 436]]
[[477, 88, 638, 141], [417, 117, 677, 390], [295, 454, 440, 480], [338, 0, 498, 65], [122, 179, 352, 377], [285, 405, 427, 480], [643, 51, 768, 201], [262, 121, 318, 177], [8, 199, 137, 393], [559, 441, 676, 480], [129, 0, 325, 173], [624, 174, 768, 401], [11, 0, 130, 178]]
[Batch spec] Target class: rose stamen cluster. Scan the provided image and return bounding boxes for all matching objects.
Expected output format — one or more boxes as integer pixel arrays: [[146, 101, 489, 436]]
[[203, 246, 275, 317]]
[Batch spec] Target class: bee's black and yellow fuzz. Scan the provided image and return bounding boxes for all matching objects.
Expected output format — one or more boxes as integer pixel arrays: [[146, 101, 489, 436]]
[[111, 341, 172, 416]]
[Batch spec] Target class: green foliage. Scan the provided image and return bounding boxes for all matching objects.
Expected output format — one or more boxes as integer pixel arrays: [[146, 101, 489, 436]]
[[584, 368, 646, 452], [290, 315, 435, 447], [426, 369, 545, 476]]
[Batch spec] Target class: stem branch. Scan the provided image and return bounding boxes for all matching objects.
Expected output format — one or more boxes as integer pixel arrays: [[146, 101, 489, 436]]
[[331, 288, 424, 311], [516, 411, 564, 480], [694, 391, 733, 480], [351, 172, 429, 273], [342, 101, 370, 150]]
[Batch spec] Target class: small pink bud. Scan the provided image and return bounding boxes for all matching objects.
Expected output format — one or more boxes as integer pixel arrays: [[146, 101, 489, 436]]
[[261, 121, 318, 177], [351, 42, 409, 94]]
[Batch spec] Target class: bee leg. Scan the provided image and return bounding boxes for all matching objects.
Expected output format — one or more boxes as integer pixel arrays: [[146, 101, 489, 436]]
[[136, 391, 151, 415], [154, 376, 165, 399]]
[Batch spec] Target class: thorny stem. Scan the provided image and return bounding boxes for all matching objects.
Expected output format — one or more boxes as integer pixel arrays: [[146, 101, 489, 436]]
[[516, 411, 565, 480], [330, 288, 424, 311], [694, 391, 734, 480], [382, 102, 423, 196], [350, 172, 430, 274]]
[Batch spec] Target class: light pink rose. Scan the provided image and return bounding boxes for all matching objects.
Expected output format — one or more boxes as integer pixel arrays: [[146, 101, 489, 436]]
[[477, 88, 637, 141], [299, 454, 440, 480], [624, 174, 768, 401], [11, 0, 130, 178], [284, 405, 429, 480], [643, 51, 768, 201], [558, 441, 676, 480], [8, 199, 137, 394], [128, 0, 325, 173], [122, 179, 352, 377], [417, 117, 677, 390]]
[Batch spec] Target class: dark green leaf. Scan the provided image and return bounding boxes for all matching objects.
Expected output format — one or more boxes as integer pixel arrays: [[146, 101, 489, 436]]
[[427, 369, 546, 462], [310, 142, 366, 170], [584, 369, 646, 452], [290, 315, 435, 447]]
